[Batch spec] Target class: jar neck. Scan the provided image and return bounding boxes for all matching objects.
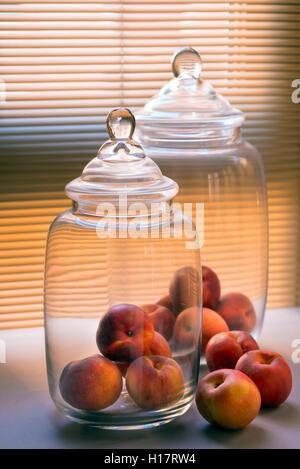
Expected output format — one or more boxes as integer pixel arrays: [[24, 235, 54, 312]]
[[73, 197, 173, 217], [136, 124, 241, 149]]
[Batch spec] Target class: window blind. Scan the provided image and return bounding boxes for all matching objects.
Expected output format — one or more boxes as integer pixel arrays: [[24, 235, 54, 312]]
[[0, 0, 300, 329]]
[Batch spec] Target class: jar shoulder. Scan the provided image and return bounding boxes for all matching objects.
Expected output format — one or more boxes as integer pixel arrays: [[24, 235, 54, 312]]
[[144, 139, 262, 163], [239, 139, 263, 162], [47, 208, 76, 237], [144, 139, 265, 180]]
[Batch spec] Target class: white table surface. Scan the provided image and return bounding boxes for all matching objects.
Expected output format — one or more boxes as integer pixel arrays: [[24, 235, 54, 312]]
[[0, 308, 299, 449]]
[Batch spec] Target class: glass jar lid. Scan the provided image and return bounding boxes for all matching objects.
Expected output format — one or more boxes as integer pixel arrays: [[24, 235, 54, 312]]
[[136, 47, 244, 129], [65, 108, 178, 206]]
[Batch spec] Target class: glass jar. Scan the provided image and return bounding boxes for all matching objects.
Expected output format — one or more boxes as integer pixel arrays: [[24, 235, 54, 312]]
[[44, 108, 202, 429], [135, 48, 268, 343]]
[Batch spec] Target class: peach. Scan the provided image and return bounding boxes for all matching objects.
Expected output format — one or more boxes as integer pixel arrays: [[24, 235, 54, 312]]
[[142, 303, 175, 340], [126, 355, 184, 410], [236, 350, 293, 407], [217, 292, 256, 332], [195, 369, 261, 430], [202, 307, 229, 352], [173, 306, 201, 348], [59, 354, 122, 410], [205, 331, 259, 371], [116, 331, 171, 377], [96, 304, 154, 362], [145, 331, 172, 357], [202, 265, 221, 310], [156, 294, 174, 313], [169, 266, 200, 316]]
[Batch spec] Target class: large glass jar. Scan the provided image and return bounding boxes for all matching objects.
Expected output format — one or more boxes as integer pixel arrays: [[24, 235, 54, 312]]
[[135, 48, 268, 342], [44, 108, 202, 429]]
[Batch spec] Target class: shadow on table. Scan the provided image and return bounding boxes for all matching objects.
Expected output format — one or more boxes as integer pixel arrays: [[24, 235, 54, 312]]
[[199, 422, 267, 448], [50, 408, 192, 449], [259, 402, 300, 427], [49, 399, 299, 449]]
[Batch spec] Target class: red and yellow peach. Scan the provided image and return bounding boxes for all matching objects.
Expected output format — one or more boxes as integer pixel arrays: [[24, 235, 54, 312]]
[[217, 292, 256, 332], [96, 304, 154, 362], [205, 330, 259, 371], [169, 266, 200, 316], [173, 306, 201, 348], [156, 294, 174, 314], [201, 307, 229, 352], [117, 331, 171, 376], [126, 355, 184, 410], [195, 368, 261, 429], [142, 303, 175, 341], [202, 265, 221, 310], [59, 355, 122, 410], [236, 350, 292, 407]]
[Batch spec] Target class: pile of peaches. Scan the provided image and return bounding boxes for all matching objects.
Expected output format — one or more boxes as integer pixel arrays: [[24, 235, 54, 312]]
[[59, 265, 200, 413], [198, 267, 293, 431], [59, 264, 293, 430]]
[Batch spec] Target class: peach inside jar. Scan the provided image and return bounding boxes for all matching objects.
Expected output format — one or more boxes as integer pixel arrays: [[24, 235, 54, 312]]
[[126, 356, 185, 411], [59, 263, 204, 417], [96, 304, 154, 362]]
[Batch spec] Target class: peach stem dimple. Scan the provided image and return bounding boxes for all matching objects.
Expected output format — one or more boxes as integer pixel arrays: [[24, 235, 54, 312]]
[[214, 382, 222, 388], [260, 356, 275, 365], [154, 362, 164, 370]]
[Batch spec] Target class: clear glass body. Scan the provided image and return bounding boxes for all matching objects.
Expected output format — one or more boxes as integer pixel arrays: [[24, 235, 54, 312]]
[[44, 205, 202, 429], [136, 126, 268, 342]]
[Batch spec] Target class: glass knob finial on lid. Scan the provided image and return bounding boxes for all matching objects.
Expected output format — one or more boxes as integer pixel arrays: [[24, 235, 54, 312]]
[[171, 47, 202, 79], [106, 108, 135, 140], [99, 107, 145, 161], [136, 46, 244, 128]]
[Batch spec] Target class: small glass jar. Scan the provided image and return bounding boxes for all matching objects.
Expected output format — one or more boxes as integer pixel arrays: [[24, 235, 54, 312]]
[[44, 108, 202, 429], [136, 48, 268, 342]]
